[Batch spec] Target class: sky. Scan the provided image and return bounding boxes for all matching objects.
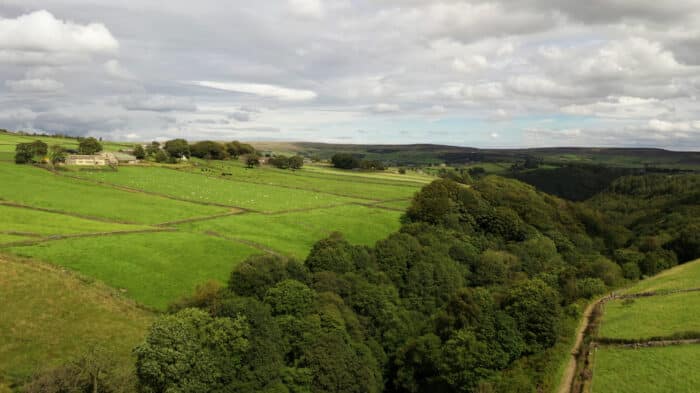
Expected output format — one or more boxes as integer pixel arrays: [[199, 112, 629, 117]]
[[1, 1, 700, 149]]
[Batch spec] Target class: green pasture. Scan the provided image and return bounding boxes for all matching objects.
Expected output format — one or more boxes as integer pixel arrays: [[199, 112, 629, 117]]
[[623, 259, 700, 294], [374, 199, 412, 210], [591, 345, 700, 393], [0, 234, 31, 244], [0, 256, 153, 383], [0, 204, 151, 239], [179, 204, 402, 259], [0, 162, 225, 224], [185, 160, 425, 200], [599, 291, 700, 340], [6, 231, 261, 310], [0, 132, 132, 153], [70, 166, 368, 212]]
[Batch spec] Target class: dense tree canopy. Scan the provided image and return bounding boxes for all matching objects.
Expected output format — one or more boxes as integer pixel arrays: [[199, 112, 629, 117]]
[[78, 137, 102, 155], [136, 173, 657, 393], [164, 139, 190, 159]]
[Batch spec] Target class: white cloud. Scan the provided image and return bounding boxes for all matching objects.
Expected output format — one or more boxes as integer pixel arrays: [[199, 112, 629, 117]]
[[193, 81, 318, 101], [648, 119, 699, 132], [289, 0, 324, 19], [452, 55, 488, 73], [561, 96, 671, 119], [371, 103, 400, 113], [508, 75, 585, 98], [5, 78, 64, 92], [104, 60, 135, 80], [0, 10, 118, 53]]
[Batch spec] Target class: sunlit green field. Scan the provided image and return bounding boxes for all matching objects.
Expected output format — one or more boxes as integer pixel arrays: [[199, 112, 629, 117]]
[[7, 231, 261, 310], [599, 291, 700, 340], [0, 162, 225, 224], [0, 132, 422, 312], [71, 166, 371, 212], [179, 204, 402, 259], [623, 260, 700, 294], [591, 259, 700, 392], [0, 256, 153, 383], [591, 345, 700, 393], [0, 204, 151, 239]]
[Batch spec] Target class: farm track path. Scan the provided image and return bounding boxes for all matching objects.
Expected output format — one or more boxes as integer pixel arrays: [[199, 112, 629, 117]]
[[0, 200, 145, 225], [0, 228, 177, 248], [155, 210, 245, 226], [202, 230, 282, 256], [558, 299, 600, 393]]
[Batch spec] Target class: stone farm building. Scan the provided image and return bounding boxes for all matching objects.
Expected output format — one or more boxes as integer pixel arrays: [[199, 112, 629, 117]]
[[65, 152, 137, 166]]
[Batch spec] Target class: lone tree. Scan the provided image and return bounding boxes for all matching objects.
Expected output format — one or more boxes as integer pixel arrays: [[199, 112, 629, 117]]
[[133, 145, 146, 159], [15, 140, 48, 164], [78, 137, 103, 155], [145, 141, 160, 156], [246, 155, 260, 168], [164, 138, 190, 159], [49, 145, 66, 166], [331, 153, 360, 169], [289, 155, 304, 170]]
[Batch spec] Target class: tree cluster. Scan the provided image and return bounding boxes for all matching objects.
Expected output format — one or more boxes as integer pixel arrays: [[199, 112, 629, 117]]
[[14, 140, 48, 164], [331, 153, 386, 171], [135, 175, 635, 393], [269, 155, 304, 170]]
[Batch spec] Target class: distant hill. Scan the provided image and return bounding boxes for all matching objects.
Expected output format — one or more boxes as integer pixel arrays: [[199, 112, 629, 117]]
[[252, 141, 700, 169]]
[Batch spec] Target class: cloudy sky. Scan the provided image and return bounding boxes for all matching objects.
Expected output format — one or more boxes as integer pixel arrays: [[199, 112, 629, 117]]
[[1, 1, 700, 148]]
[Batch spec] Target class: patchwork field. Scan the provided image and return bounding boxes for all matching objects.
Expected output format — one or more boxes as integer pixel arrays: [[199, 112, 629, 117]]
[[590, 259, 700, 393], [178, 204, 402, 259], [599, 291, 700, 340], [0, 162, 226, 224], [591, 345, 700, 393], [0, 256, 153, 384], [0, 132, 422, 313]]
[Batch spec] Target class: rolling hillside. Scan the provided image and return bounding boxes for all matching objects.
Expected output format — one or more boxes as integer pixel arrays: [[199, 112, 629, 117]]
[[589, 259, 700, 393], [0, 132, 421, 310]]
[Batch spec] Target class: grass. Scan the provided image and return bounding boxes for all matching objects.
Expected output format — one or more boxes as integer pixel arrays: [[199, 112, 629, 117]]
[[182, 160, 425, 200], [0, 162, 225, 224], [0, 234, 31, 244], [0, 255, 153, 384], [0, 204, 152, 238], [375, 199, 412, 210], [590, 345, 700, 393], [623, 259, 700, 294], [70, 166, 370, 212], [179, 204, 402, 259], [599, 291, 700, 340], [0, 132, 132, 153], [6, 231, 261, 310]]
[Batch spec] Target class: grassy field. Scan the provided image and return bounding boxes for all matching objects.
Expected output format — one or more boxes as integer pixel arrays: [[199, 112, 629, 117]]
[[179, 204, 402, 259], [0, 132, 422, 313], [70, 166, 372, 212], [591, 345, 700, 393], [0, 204, 152, 239], [590, 259, 700, 392], [623, 260, 700, 294], [6, 231, 261, 310], [0, 162, 226, 224], [599, 291, 700, 340], [0, 255, 153, 384]]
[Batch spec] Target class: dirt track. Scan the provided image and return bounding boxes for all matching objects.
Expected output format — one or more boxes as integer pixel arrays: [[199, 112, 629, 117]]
[[557, 300, 598, 393]]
